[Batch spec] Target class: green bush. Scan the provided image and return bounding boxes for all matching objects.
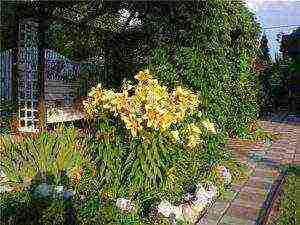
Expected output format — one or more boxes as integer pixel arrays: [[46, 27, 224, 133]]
[[0, 190, 72, 225], [139, 1, 262, 139], [266, 169, 296, 225]]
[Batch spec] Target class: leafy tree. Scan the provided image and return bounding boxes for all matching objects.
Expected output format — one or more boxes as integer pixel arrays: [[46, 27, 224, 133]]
[[259, 33, 272, 64], [134, 0, 263, 138], [1, 0, 264, 138], [280, 27, 300, 62]]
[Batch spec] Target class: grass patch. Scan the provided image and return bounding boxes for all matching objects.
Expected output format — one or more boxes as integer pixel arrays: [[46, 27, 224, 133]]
[[267, 165, 297, 225]]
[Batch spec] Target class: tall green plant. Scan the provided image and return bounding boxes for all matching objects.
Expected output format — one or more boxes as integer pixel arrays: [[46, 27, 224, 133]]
[[0, 125, 88, 190], [86, 118, 127, 196], [122, 131, 169, 192]]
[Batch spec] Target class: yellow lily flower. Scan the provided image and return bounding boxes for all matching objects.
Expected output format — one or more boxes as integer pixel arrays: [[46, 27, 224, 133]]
[[171, 130, 180, 141], [201, 119, 217, 134], [134, 69, 152, 81]]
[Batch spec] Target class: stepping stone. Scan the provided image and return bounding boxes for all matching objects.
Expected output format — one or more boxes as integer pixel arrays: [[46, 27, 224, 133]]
[[250, 176, 275, 184], [240, 186, 269, 198], [260, 158, 280, 167], [196, 215, 219, 225], [253, 167, 278, 177], [246, 179, 273, 192], [218, 214, 256, 225], [230, 183, 246, 193], [233, 192, 266, 209], [207, 201, 230, 219], [219, 190, 237, 202], [225, 204, 260, 221]]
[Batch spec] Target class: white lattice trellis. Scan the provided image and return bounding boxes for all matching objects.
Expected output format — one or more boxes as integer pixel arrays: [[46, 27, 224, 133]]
[[17, 18, 39, 132]]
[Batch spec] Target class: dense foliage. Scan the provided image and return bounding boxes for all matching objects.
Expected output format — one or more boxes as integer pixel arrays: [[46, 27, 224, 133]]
[[2, 0, 263, 138], [0, 70, 247, 225], [280, 27, 300, 62], [136, 0, 262, 139], [0, 1, 267, 224], [259, 26, 299, 115], [0, 126, 90, 191]]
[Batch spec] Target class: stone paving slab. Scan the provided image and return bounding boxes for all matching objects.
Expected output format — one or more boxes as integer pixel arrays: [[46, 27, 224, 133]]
[[246, 179, 273, 191], [218, 214, 256, 225], [198, 119, 299, 225], [206, 201, 230, 218], [232, 198, 264, 209], [225, 204, 260, 221]]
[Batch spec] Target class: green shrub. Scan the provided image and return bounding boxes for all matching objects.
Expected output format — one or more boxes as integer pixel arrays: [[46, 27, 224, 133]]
[[0, 190, 70, 225], [138, 1, 262, 139], [267, 171, 296, 225]]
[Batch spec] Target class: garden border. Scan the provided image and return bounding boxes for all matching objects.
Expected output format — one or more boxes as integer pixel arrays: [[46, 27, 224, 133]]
[[256, 167, 288, 225]]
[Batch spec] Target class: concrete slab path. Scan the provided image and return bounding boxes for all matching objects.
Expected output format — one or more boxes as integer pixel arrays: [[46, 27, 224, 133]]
[[197, 119, 299, 225]]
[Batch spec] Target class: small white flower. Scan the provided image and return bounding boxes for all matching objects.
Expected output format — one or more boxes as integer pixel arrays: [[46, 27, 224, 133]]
[[206, 184, 218, 199], [195, 184, 206, 197], [0, 169, 6, 180], [173, 205, 184, 220], [201, 119, 217, 134], [194, 194, 210, 206], [194, 183, 216, 206]]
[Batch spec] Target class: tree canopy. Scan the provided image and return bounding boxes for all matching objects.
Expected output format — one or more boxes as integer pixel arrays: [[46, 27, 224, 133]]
[[1, 0, 264, 138], [280, 27, 300, 62]]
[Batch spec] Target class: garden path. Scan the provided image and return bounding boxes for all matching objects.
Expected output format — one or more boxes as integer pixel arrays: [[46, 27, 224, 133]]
[[197, 119, 299, 225]]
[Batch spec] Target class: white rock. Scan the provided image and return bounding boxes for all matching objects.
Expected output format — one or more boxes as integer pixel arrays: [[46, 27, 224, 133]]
[[157, 200, 174, 217], [116, 198, 134, 213]]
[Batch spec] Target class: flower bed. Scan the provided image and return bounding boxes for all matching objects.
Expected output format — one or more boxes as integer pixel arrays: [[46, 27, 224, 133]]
[[0, 70, 246, 225]]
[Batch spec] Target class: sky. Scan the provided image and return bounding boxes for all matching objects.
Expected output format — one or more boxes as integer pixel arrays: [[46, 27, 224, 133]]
[[245, 0, 300, 60]]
